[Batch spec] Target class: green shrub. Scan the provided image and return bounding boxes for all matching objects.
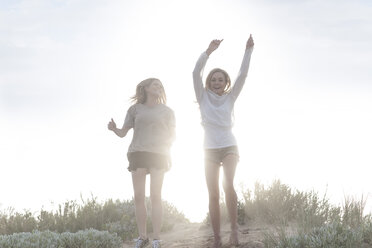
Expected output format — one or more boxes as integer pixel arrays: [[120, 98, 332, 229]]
[[241, 180, 339, 226], [199, 180, 372, 248], [264, 221, 370, 248], [0, 229, 122, 248], [251, 181, 372, 247], [0, 197, 188, 241]]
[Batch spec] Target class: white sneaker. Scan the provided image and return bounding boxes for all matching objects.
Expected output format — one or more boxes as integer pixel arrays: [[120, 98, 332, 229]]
[[134, 237, 149, 248], [152, 239, 162, 248]]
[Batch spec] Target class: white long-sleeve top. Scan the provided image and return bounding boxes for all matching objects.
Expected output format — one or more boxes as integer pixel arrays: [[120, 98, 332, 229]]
[[192, 47, 253, 149]]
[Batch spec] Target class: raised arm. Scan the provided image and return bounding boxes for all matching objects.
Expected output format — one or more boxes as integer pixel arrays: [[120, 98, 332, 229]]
[[206, 39, 223, 56], [192, 39, 223, 103], [230, 35, 254, 100]]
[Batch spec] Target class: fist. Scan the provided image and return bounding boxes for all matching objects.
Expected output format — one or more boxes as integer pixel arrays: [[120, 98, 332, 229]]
[[246, 34, 254, 49], [108, 118, 116, 131]]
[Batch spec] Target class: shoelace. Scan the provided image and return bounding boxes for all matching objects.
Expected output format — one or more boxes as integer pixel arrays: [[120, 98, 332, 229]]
[[152, 239, 162, 248]]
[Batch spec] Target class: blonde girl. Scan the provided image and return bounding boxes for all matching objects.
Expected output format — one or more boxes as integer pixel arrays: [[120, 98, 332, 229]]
[[108, 78, 175, 248], [193, 35, 254, 247]]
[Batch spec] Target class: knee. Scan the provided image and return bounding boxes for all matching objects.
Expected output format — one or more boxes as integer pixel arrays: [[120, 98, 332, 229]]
[[223, 181, 236, 195], [209, 192, 220, 204], [134, 193, 145, 205], [150, 192, 162, 204]]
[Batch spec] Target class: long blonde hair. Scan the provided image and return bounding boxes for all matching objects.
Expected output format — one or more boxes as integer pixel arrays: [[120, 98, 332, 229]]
[[131, 78, 167, 104], [205, 68, 231, 94]]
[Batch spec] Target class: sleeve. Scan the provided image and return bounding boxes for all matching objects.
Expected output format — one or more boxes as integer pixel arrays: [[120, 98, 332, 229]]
[[230, 47, 253, 101], [167, 109, 176, 144], [123, 105, 135, 129], [169, 109, 176, 129], [192, 52, 209, 103]]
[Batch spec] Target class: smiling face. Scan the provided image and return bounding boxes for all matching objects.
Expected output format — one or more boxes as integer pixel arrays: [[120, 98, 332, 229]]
[[206, 68, 231, 96], [209, 72, 227, 95]]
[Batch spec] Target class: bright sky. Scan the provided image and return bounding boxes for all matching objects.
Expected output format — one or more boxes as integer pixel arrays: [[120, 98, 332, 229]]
[[1, 0, 372, 223]]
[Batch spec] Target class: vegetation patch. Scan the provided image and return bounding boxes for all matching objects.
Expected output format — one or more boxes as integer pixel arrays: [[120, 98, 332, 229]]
[[0, 197, 188, 242]]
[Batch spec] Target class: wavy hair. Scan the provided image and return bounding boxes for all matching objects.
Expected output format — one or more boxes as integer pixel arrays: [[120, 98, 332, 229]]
[[130, 78, 167, 104], [205, 68, 231, 94]]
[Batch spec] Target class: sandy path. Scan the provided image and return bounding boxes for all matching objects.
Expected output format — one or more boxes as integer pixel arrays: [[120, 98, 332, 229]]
[[122, 222, 266, 248]]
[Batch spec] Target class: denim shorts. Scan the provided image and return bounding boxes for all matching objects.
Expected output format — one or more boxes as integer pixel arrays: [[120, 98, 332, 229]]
[[204, 146, 239, 165], [127, 152, 171, 173]]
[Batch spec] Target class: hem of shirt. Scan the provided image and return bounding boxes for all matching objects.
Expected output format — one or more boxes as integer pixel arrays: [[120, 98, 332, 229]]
[[127, 149, 170, 156], [203, 143, 238, 150]]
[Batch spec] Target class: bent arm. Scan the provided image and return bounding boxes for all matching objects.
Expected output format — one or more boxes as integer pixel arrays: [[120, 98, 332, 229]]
[[111, 126, 131, 138], [192, 52, 209, 103], [108, 116, 132, 138]]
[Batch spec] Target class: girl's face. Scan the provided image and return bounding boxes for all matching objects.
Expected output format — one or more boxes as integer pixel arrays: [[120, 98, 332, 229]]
[[145, 80, 163, 98], [209, 71, 227, 96]]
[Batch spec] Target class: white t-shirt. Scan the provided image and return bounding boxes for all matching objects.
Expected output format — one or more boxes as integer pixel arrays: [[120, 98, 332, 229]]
[[123, 103, 175, 155], [192, 48, 253, 149]]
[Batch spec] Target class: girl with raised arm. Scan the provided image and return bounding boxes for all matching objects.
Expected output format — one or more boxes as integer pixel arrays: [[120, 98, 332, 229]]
[[108, 78, 175, 248], [193, 35, 254, 247]]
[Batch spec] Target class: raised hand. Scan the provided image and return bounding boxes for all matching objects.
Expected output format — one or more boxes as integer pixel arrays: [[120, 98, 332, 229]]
[[206, 39, 223, 56], [107, 118, 117, 131], [246, 34, 254, 50]]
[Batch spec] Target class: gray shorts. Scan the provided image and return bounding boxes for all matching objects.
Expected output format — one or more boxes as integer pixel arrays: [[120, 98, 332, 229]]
[[204, 146, 239, 165], [127, 152, 171, 173]]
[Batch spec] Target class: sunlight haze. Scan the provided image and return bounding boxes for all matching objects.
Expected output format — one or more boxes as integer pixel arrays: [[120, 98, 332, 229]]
[[1, 0, 372, 223]]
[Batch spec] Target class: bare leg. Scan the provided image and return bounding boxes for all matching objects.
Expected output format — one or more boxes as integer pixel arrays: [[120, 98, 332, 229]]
[[205, 160, 222, 248], [132, 168, 148, 239], [222, 154, 239, 246], [150, 168, 165, 240]]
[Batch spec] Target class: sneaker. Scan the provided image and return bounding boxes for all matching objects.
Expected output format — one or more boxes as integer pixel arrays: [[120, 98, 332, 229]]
[[152, 239, 162, 248], [134, 237, 149, 248]]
